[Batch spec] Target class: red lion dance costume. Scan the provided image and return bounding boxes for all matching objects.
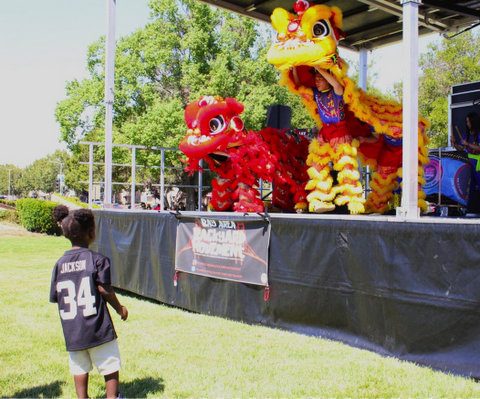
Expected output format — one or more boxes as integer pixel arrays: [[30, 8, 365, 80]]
[[267, 0, 430, 214], [179, 95, 309, 212]]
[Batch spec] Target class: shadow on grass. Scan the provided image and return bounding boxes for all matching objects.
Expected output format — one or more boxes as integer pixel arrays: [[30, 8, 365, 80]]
[[121, 376, 165, 397], [10, 380, 65, 398]]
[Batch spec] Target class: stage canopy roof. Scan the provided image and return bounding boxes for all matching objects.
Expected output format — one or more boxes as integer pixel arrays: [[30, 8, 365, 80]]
[[198, 0, 480, 50]]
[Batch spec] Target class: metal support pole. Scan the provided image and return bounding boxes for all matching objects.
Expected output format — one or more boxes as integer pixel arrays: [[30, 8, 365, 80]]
[[358, 48, 370, 198], [8, 169, 12, 200], [104, 0, 116, 206], [131, 147, 136, 210], [447, 94, 452, 148], [59, 163, 63, 196], [88, 144, 94, 209], [198, 159, 203, 211], [358, 48, 368, 91], [398, 0, 421, 220], [160, 149, 165, 211]]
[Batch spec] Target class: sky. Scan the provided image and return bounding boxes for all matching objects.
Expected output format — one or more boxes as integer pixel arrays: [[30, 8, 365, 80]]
[[0, 0, 152, 168], [0, 1, 441, 168]]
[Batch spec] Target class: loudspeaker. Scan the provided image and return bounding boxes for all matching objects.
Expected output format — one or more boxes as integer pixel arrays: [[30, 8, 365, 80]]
[[266, 105, 291, 129]]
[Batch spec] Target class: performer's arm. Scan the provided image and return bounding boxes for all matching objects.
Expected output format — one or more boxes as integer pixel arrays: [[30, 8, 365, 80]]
[[452, 126, 466, 151], [290, 66, 301, 87], [314, 67, 344, 95], [465, 141, 480, 152], [358, 132, 380, 144]]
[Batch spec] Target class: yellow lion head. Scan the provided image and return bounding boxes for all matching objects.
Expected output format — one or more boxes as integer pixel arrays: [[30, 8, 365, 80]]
[[267, 0, 345, 72]]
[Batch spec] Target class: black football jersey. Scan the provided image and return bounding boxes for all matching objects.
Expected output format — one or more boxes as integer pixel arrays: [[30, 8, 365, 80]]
[[50, 248, 117, 351]]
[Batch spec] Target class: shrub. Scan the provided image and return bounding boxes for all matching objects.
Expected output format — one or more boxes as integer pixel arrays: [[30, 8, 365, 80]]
[[0, 209, 19, 224], [16, 199, 61, 235], [0, 199, 16, 208]]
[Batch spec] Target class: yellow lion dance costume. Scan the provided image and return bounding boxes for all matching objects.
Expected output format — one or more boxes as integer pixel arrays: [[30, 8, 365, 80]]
[[267, 0, 430, 214]]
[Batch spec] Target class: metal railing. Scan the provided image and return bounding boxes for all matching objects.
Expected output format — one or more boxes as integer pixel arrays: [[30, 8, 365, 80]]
[[79, 141, 370, 212], [80, 141, 207, 211]]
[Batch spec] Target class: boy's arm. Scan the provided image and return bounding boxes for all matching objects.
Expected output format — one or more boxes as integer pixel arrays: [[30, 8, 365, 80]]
[[98, 284, 128, 320], [314, 67, 344, 95]]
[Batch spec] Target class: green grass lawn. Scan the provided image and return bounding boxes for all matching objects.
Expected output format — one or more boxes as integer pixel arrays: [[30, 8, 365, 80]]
[[1, 231, 480, 398]]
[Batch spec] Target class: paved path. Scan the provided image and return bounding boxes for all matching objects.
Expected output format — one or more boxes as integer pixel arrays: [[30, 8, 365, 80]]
[[50, 195, 81, 210]]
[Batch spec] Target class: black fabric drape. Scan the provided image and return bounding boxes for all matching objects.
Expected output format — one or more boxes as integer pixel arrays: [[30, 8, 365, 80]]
[[92, 210, 480, 378]]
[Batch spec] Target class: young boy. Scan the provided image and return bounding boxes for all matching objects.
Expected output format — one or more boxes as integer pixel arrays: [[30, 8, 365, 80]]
[[50, 205, 128, 399]]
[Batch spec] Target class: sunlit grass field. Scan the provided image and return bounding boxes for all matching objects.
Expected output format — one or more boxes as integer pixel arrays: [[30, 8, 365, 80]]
[[1, 229, 480, 398]]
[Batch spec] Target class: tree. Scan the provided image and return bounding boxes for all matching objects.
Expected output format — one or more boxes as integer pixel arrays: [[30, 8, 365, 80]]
[[419, 30, 480, 148], [0, 165, 22, 197], [17, 151, 71, 195], [55, 0, 311, 197]]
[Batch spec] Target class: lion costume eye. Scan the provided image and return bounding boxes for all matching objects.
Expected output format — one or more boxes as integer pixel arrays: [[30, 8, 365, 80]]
[[312, 20, 330, 38], [209, 116, 226, 135], [230, 116, 244, 132]]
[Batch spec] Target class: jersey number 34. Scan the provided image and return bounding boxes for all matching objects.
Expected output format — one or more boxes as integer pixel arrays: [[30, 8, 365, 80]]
[[57, 277, 97, 320]]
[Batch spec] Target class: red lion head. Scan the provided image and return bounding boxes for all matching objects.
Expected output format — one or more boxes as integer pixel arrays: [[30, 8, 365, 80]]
[[180, 95, 246, 161]]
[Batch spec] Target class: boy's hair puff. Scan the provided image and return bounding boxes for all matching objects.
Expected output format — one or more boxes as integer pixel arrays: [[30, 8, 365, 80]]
[[52, 205, 95, 243]]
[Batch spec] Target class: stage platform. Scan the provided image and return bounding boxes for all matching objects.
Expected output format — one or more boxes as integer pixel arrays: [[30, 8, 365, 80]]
[[92, 210, 480, 379]]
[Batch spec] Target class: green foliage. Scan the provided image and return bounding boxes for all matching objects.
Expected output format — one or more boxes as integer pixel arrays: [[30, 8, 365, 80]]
[[55, 0, 313, 189], [0, 199, 16, 208], [419, 30, 480, 147], [15, 150, 71, 196], [0, 165, 23, 197], [0, 209, 19, 224], [15, 199, 61, 235]]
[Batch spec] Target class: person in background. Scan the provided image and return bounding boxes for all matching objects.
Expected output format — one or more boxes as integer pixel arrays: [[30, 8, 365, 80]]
[[452, 111, 480, 192], [290, 66, 365, 213], [50, 205, 128, 399]]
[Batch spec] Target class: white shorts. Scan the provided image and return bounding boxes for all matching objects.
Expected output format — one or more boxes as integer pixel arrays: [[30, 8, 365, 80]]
[[68, 339, 121, 376]]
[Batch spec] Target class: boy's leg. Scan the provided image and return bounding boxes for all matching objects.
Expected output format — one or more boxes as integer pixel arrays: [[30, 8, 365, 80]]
[[105, 371, 119, 398], [89, 340, 122, 398], [73, 373, 89, 399]]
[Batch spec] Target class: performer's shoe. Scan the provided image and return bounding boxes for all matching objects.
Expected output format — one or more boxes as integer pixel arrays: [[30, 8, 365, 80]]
[[309, 200, 335, 213]]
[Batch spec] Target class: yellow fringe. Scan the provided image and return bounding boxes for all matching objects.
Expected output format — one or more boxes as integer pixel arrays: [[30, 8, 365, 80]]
[[294, 201, 308, 210], [347, 199, 365, 214], [365, 201, 390, 214], [307, 152, 332, 167], [334, 155, 358, 170], [305, 180, 319, 191], [307, 190, 336, 203], [335, 143, 357, 157], [307, 166, 331, 181], [371, 171, 397, 185], [335, 183, 363, 196], [418, 199, 428, 212], [368, 191, 393, 205], [369, 180, 396, 196], [309, 139, 332, 156], [337, 169, 360, 181], [316, 178, 334, 191]]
